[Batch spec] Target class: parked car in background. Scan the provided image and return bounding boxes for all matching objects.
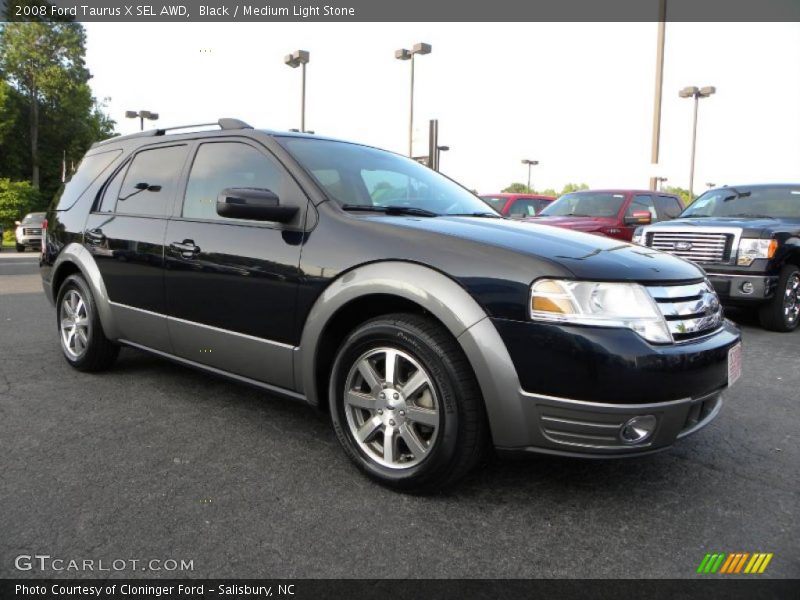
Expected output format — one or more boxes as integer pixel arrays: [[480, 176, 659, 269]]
[[480, 193, 555, 218], [527, 189, 684, 241], [634, 184, 800, 332], [15, 212, 46, 252]]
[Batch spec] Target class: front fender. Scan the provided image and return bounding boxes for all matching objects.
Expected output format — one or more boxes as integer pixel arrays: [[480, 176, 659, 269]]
[[295, 261, 530, 447]]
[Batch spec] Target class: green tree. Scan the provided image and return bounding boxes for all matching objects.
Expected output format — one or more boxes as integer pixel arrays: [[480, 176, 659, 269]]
[[0, 20, 90, 189], [0, 178, 41, 228], [664, 185, 693, 206], [502, 182, 531, 194], [560, 182, 589, 194]]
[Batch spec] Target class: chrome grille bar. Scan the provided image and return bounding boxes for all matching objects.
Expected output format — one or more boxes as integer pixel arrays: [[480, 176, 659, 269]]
[[646, 280, 724, 342]]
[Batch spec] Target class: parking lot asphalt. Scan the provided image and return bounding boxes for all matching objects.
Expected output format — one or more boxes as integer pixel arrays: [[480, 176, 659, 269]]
[[0, 252, 798, 579]]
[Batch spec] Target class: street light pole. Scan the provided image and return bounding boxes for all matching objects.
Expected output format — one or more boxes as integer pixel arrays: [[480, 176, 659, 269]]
[[125, 110, 159, 131], [396, 43, 432, 157], [648, 0, 667, 191], [679, 85, 716, 199], [285, 50, 310, 132], [522, 159, 538, 192]]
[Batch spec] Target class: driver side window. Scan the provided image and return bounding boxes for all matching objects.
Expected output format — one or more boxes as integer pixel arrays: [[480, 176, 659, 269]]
[[182, 142, 286, 221]]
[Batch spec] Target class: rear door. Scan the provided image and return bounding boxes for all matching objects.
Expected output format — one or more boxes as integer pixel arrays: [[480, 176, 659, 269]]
[[163, 138, 309, 389], [86, 142, 190, 351]]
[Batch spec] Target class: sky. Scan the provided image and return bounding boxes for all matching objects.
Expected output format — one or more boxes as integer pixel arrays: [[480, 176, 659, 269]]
[[83, 22, 800, 195]]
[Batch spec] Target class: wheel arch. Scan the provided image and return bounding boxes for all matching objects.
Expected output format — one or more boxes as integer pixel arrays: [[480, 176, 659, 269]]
[[51, 243, 119, 339]]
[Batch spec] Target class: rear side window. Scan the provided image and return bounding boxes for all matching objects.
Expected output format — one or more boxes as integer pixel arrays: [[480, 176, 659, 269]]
[[655, 195, 683, 219], [113, 145, 188, 217], [53, 149, 121, 211], [182, 142, 287, 221]]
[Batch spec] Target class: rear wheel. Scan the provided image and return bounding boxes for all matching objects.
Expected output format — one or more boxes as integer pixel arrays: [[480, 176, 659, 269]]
[[329, 313, 488, 492], [56, 274, 119, 371], [759, 265, 800, 332]]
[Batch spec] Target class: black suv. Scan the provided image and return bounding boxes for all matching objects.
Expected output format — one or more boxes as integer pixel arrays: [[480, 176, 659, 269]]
[[635, 184, 800, 332], [40, 119, 742, 491]]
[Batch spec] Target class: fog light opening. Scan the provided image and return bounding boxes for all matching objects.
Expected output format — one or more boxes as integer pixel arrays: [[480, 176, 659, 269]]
[[740, 281, 754, 295], [619, 415, 657, 444]]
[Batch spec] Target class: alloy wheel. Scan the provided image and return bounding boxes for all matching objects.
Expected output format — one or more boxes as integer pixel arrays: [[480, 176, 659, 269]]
[[343, 347, 440, 469], [784, 272, 800, 326], [60, 289, 91, 359]]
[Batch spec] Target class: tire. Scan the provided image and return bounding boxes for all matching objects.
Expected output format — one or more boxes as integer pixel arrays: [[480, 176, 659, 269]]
[[56, 274, 120, 371], [758, 265, 800, 332], [329, 313, 489, 492], [16, 243, 25, 252]]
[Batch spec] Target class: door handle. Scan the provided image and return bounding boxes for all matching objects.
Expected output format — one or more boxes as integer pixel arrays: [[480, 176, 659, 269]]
[[85, 228, 105, 244], [170, 240, 201, 257]]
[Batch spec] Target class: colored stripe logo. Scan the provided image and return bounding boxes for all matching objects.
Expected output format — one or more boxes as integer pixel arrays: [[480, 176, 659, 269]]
[[697, 552, 773, 574]]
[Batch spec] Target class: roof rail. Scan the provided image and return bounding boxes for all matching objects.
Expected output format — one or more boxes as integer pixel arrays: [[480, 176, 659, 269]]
[[154, 118, 253, 135], [92, 118, 254, 147]]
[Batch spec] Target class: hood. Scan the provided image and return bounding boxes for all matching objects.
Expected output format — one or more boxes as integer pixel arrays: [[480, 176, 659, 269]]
[[363, 215, 704, 282], [527, 215, 617, 231], [648, 216, 800, 237]]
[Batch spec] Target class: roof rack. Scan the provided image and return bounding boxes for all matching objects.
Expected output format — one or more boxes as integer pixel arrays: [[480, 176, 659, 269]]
[[154, 118, 253, 135], [93, 118, 254, 147]]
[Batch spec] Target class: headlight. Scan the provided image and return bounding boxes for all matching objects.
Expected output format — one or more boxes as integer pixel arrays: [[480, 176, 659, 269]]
[[737, 238, 777, 266], [631, 227, 645, 245], [530, 279, 671, 343]]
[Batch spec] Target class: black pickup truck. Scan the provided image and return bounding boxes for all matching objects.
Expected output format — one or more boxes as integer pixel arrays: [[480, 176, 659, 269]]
[[635, 184, 800, 332]]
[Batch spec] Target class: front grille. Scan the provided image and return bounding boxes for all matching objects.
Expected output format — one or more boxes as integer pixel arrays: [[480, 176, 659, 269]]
[[647, 280, 724, 342], [646, 231, 733, 264], [23, 227, 42, 236]]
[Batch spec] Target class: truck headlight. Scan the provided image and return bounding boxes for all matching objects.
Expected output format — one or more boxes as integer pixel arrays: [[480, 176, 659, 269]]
[[530, 279, 671, 343], [736, 238, 777, 266], [631, 227, 645, 245]]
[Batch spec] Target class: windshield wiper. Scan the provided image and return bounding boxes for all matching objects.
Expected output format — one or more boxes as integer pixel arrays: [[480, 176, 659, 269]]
[[447, 212, 502, 218], [341, 204, 438, 217], [725, 213, 776, 219]]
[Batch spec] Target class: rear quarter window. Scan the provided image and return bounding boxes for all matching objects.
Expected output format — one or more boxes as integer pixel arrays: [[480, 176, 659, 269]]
[[53, 149, 122, 211]]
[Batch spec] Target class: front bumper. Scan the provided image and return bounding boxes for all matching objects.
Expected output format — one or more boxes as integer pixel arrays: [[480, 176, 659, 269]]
[[465, 318, 740, 456], [706, 271, 779, 304], [17, 236, 42, 247], [496, 386, 723, 458]]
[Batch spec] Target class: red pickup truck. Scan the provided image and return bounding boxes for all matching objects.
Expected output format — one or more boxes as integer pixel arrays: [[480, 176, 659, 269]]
[[526, 189, 684, 241], [480, 193, 555, 218]]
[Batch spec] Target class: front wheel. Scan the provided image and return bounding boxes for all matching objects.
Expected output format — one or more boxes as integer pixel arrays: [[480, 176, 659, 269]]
[[759, 265, 800, 332], [329, 313, 488, 492], [56, 274, 120, 371]]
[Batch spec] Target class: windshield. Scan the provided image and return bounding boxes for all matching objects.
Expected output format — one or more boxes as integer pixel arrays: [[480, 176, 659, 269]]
[[278, 137, 496, 216], [681, 186, 800, 219], [539, 192, 627, 218], [22, 213, 45, 224], [480, 196, 507, 211]]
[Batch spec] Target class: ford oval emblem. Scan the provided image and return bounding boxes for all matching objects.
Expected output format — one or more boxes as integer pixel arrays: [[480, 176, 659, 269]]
[[675, 241, 693, 251]]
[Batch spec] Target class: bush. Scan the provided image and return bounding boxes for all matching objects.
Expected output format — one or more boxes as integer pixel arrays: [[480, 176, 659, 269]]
[[0, 178, 41, 229]]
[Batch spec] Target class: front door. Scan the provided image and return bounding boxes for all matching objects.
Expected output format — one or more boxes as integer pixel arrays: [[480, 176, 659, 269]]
[[164, 139, 308, 390]]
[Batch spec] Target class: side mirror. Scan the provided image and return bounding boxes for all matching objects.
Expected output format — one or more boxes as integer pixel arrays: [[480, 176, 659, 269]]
[[216, 188, 298, 223], [624, 210, 652, 226]]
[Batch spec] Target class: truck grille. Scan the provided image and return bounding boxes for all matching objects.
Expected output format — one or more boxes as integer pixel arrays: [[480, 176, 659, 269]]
[[646, 231, 733, 264], [646, 280, 724, 342], [23, 227, 42, 236]]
